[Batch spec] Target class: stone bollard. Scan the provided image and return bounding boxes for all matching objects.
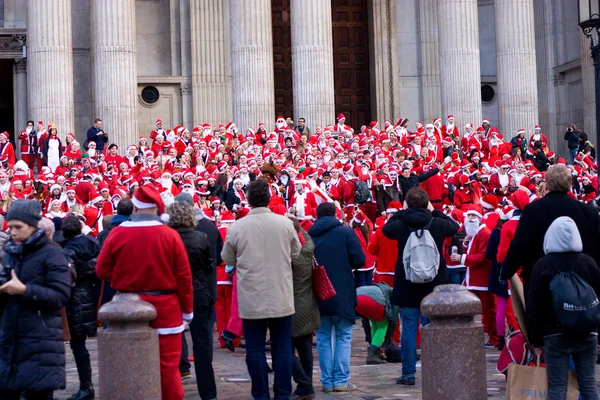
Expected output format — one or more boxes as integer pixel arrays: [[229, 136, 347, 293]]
[[97, 293, 162, 400], [420, 284, 487, 400]]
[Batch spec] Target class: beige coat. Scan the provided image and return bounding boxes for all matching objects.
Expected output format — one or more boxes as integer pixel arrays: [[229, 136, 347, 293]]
[[221, 207, 301, 319]]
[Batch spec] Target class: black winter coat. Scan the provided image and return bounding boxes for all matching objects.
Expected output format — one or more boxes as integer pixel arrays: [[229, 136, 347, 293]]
[[501, 192, 600, 295], [308, 216, 366, 322], [398, 168, 440, 200], [62, 234, 100, 338], [224, 187, 242, 211], [0, 230, 71, 392], [383, 208, 459, 308], [526, 252, 600, 347], [195, 211, 222, 300], [174, 227, 213, 306]]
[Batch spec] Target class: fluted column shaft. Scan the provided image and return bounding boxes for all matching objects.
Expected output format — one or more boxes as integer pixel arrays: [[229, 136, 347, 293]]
[[581, 31, 596, 141], [27, 0, 75, 135], [191, 0, 232, 127], [495, 0, 538, 139], [419, 0, 442, 122], [14, 60, 28, 143], [92, 0, 138, 149], [290, 0, 335, 130], [437, 0, 482, 129], [229, 0, 275, 131]]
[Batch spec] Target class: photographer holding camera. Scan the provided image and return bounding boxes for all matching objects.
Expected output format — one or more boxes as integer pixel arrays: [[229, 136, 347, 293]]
[[564, 123, 584, 165], [0, 200, 71, 399]]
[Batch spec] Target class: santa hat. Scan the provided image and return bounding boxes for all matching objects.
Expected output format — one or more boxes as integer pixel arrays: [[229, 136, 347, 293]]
[[91, 195, 104, 205], [337, 113, 346, 121], [132, 185, 165, 214], [37, 121, 44, 128], [510, 190, 529, 210], [196, 188, 209, 196], [464, 205, 483, 219], [447, 115, 455, 121], [480, 194, 498, 210], [369, 121, 378, 128], [433, 118, 442, 125], [210, 196, 221, 205], [517, 128, 525, 135], [49, 183, 62, 193], [397, 118, 408, 127], [342, 163, 354, 174], [220, 210, 236, 223], [156, 119, 163, 125], [386, 201, 402, 214], [500, 205, 515, 221], [465, 123, 473, 129], [534, 125, 541, 131], [352, 212, 366, 226], [482, 118, 490, 125]]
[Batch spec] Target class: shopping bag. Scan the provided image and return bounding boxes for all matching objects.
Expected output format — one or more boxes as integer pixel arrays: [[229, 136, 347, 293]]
[[312, 257, 336, 302], [506, 363, 579, 400]]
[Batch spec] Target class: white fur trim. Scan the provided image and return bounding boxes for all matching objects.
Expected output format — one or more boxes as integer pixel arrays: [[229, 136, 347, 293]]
[[460, 253, 467, 265], [217, 281, 233, 285], [131, 196, 157, 210], [182, 312, 193, 321], [120, 220, 163, 227], [157, 323, 186, 335]]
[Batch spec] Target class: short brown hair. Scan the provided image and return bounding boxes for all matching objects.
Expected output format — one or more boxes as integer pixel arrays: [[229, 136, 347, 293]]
[[405, 187, 429, 209], [545, 165, 571, 193]]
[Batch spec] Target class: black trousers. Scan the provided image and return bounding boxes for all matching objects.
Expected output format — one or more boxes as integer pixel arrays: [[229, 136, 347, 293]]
[[291, 334, 315, 396], [180, 300, 217, 400], [0, 391, 53, 400], [70, 333, 92, 387]]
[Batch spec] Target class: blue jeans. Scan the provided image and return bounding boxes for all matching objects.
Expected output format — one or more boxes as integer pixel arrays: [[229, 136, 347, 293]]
[[448, 268, 466, 285], [242, 316, 293, 400], [316, 316, 353, 390], [400, 308, 429, 377], [544, 334, 599, 400], [569, 147, 578, 165]]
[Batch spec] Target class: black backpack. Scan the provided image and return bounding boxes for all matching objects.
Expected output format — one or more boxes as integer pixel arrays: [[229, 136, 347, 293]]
[[549, 255, 600, 334], [354, 180, 371, 204]]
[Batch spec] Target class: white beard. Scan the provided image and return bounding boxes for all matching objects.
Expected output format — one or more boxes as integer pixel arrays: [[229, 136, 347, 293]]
[[159, 178, 172, 190], [167, 132, 177, 143], [533, 134, 541, 141], [240, 173, 250, 186], [464, 221, 480, 238], [26, 127, 32, 134], [88, 149, 96, 157], [276, 120, 286, 130], [183, 188, 195, 196]]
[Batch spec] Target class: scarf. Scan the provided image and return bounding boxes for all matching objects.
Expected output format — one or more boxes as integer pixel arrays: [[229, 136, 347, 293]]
[[4, 228, 47, 270]]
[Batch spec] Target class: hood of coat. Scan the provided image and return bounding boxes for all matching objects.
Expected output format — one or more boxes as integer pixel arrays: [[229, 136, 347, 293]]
[[402, 208, 433, 230], [308, 216, 342, 237], [543, 216, 582, 255], [63, 234, 100, 260]]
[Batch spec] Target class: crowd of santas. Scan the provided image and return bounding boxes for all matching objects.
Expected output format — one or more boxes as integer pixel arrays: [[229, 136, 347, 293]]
[[0, 113, 595, 237]]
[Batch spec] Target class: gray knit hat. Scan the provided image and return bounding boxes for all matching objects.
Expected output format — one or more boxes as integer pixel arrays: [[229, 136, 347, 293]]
[[174, 192, 194, 205], [7, 199, 42, 227]]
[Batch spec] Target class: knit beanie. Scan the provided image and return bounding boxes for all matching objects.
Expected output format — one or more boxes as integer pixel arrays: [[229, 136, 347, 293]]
[[174, 192, 194, 205], [7, 200, 42, 227]]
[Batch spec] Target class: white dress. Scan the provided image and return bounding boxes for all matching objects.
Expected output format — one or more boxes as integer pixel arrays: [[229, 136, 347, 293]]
[[47, 138, 60, 172]]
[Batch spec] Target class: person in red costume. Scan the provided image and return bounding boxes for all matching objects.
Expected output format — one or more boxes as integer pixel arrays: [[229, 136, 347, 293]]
[[480, 194, 500, 231], [96, 185, 193, 400], [451, 206, 498, 348]]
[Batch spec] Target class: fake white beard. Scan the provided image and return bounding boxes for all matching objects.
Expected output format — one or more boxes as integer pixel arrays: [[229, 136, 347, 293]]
[[339, 159, 349, 164], [159, 178, 172, 189], [183, 188, 195, 196], [464, 221, 481, 238], [203, 129, 211, 136], [533, 134, 541, 141], [88, 149, 96, 157], [324, 155, 332, 163], [26, 127, 32, 134], [240, 173, 250, 185], [276, 120, 286, 130]]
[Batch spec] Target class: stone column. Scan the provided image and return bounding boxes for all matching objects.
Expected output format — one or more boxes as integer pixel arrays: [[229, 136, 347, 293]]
[[92, 0, 138, 149], [437, 0, 482, 129], [581, 30, 596, 142], [495, 0, 538, 139], [14, 59, 28, 142], [229, 0, 275, 131], [27, 0, 75, 134], [419, 0, 442, 122], [290, 0, 335, 129], [370, 0, 401, 123], [190, 0, 233, 127]]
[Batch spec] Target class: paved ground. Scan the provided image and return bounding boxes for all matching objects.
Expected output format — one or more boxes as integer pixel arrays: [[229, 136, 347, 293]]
[[55, 325, 508, 399]]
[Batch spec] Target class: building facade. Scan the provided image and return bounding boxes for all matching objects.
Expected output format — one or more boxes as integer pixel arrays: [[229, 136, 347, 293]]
[[0, 0, 591, 156]]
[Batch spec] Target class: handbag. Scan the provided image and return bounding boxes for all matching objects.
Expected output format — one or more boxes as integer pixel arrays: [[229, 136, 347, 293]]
[[312, 257, 336, 302], [506, 357, 579, 400]]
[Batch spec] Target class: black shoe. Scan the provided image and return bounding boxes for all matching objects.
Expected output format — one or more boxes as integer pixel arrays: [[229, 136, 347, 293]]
[[484, 342, 496, 349], [396, 375, 415, 386], [66, 385, 95, 400], [497, 336, 506, 351], [384, 342, 402, 363], [220, 330, 237, 352]]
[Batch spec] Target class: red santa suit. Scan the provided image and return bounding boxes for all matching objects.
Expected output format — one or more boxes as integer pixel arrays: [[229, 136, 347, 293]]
[[368, 224, 397, 287], [215, 224, 233, 348], [18, 129, 39, 170], [83, 201, 104, 237], [0, 139, 16, 168], [96, 205, 193, 400], [461, 223, 498, 347], [104, 154, 124, 170], [288, 187, 318, 220]]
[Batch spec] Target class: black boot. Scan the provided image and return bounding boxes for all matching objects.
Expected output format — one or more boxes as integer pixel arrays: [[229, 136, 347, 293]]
[[220, 329, 238, 352], [497, 336, 506, 351], [66, 385, 95, 400]]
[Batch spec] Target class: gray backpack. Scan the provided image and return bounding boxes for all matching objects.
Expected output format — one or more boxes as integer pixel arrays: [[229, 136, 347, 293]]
[[402, 219, 440, 283]]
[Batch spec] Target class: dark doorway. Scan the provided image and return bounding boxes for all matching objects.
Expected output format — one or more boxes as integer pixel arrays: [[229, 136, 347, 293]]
[[272, 0, 294, 121], [0, 60, 14, 141], [332, 0, 371, 130]]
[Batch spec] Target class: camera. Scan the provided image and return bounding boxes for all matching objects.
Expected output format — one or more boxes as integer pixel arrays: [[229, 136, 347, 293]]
[[567, 127, 573, 133], [0, 264, 12, 286]]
